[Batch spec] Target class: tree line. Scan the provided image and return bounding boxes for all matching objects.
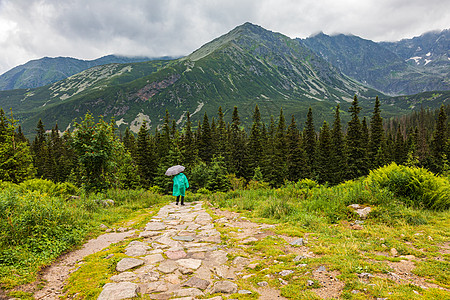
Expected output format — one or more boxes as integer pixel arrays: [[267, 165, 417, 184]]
[[0, 96, 448, 192]]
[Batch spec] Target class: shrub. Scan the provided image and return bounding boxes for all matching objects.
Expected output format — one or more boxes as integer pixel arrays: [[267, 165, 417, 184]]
[[365, 163, 450, 210]]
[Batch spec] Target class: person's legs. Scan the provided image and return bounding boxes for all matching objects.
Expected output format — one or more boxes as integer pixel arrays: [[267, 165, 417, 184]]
[[176, 195, 180, 205], [181, 196, 185, 205]]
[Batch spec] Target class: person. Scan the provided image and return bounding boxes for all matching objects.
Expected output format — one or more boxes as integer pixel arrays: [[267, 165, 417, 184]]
[[172, 172, 189, 205]]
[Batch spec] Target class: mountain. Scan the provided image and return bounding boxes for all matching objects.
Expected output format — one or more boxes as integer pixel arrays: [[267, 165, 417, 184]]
[[380, 29, 449, 69], [0, 55, 173, 91], [300, 31, 450, 95], [0, 22, 386, 136], [1, 22, 447, 137]]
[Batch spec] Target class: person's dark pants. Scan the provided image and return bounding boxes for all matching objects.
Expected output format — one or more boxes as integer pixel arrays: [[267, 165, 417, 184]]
[[176, 195, 184, 205]]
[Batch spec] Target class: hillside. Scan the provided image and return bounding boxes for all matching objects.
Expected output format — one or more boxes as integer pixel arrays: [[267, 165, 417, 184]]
[[0, 55, 166, 91], [300, 31, 450, 95], [1, 23, 383, 135]]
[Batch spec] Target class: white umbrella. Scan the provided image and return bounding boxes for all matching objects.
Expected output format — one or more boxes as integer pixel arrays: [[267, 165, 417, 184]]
[[165, 165, 185, 176]]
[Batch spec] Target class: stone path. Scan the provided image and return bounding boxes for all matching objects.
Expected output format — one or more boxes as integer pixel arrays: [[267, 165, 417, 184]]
[[97, 201, 286, 300]]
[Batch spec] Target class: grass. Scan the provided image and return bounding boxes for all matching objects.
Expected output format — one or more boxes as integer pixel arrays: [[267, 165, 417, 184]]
[[206, 166, 450, 299], [0, 179, 169, 297]]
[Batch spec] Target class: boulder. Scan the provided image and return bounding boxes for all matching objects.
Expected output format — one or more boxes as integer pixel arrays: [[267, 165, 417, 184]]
[[211, 281, 238, 294]]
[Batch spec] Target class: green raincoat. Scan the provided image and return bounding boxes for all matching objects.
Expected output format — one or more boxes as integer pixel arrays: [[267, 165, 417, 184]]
[[172, 172, 189, 196]]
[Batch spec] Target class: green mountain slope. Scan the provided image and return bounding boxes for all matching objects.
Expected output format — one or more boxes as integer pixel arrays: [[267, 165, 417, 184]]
[[0, 55, 170, 91], [1, 23, 447, 136]]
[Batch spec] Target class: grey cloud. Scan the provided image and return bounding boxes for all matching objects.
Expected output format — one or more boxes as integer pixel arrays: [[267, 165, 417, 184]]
[[0, 0, 448, 74]]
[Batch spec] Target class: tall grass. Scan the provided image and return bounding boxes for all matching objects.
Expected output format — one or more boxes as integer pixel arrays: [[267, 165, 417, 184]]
[[0, 179, 167, 289]]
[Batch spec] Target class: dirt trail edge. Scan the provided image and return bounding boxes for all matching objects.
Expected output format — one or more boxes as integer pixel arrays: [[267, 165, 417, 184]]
[[33, 231, 135, 300]]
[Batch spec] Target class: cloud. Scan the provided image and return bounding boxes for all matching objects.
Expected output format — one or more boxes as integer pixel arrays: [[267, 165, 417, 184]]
[[0, 0, 448, 74]]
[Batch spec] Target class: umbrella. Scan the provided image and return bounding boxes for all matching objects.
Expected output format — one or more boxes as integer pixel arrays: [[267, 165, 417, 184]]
[[165, 165, 185, 176]]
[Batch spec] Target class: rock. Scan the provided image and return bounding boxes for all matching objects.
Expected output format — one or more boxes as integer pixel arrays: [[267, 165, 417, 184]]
[[165, 271, 182, 284], [351, 290, 360, 294], [355, 207, 372, 219], [104, 254, 114, 259], [116, 258, 144, 272], [101, 199, 115, 207], [211, 281, 238, 294], [139, 271, 160, 282], [358, 273, 373, 279], [110, 272, 138, 282], [279, 278, 288, 285], [139, 231, 161, 238], [179, 266, 194, 274], [97, 282, 139, 300], [232, 256, 249, 266], [125, 241, 150, 257], [238, 290, 252, 294], [166, 250, 187, 260], [157, 260, 178, 273], [206, 297, 223, 300], [182, 276, 211, 290], [145, 281, 168, 293], [176, 258, 202, 270], [172, 288, 204, 298], [293, 255, 305, 262], [209, 250, 228, 264], [427, 236, 433, 241], [144, 254, 165, 264], [173, 236, 195, 242], [100, 224, 108, 230], [348, 204, 361, 209], [390, 248, 398, 256], [279, 270, 294, 276], [257, 281, 268, 287], [66, 195, 80, 201], [307, 280, 315, 286], [247, 263, 258, 269], [351, 224, 363, 230], [145, 222, 166, 231], [316, 266, 326, 272], [242, 274, 255, 279], [289, 238, 304, 246], [242, 237, 258, 244]]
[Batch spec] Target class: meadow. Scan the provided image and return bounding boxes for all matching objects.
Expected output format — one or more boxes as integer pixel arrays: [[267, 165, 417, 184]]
[[0, 163, 449, 299]]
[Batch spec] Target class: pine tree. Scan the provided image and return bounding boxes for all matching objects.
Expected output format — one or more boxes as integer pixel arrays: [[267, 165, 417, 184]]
[[369, 96, 386, 169], [394, 126, 406, 165], [286, 115, 307, 181], [330, 105, 347, 184], [228, 106, 248, 179], [198, 112, 213, 163], [31, 119, 47, 178], [216, 107, 227, 159], [0, 109, 35, 183], [136, 121, 157, 187], [303, 107, 317, 177], [181, 112, 197, 166], [248, 105, 264, 171], [346, 95, 366, 179], [271, 108, 288, 186], [123, 127, 136, 156], [317, 121, 333, 183], [430, 105, 448, 173]]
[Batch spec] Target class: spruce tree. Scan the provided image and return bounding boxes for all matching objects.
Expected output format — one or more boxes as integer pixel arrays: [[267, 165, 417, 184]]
[[369, 96, 386, 169], [181, 112, 197, 166], [271, 108, 288, 186], [346, 95, 366, 179], [136, 121, 157, 187], [394, 126, 406, 165], [123, 127, 137, 156], [303, 107, 317, 177], [0, 109, 35, 183], [31, 119, 47, 178], [317, 121, 333, 183], [286, 115, 307, 182], [198, 112, 213, 163], [228, 106, 248, 179], [216, 107, 227, 159], [248, 105, 264, 171], [330, 105, 347, 184], [430, 105, 448, 173]]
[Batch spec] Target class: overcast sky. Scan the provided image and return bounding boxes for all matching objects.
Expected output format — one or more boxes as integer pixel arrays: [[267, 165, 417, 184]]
[[0, 0, 449, 74]]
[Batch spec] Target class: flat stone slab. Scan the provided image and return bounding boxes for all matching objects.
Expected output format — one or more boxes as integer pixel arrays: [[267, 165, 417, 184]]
[[140, 231, 161, 238], [173, 235, 195, 242], [139, 271, 160, 282], [145, 222, 166, 231], [166, 250, 187, 260], [144, 253, 165, 264], [176, 258, 202, 270], [110, 272, 138, 282], [157, 260, 178, 274], [97, 282, 140, 300], [211, 280, 238, 294], [182, 276, 210, 290], [125, 241, 150, 256], [145, 281, 168, 293], [172, 288, 204, 298], [116, 258, 145, 272]]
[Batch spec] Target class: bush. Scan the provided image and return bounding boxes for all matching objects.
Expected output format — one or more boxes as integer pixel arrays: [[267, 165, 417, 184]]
[[365, 163, 450, 210]]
